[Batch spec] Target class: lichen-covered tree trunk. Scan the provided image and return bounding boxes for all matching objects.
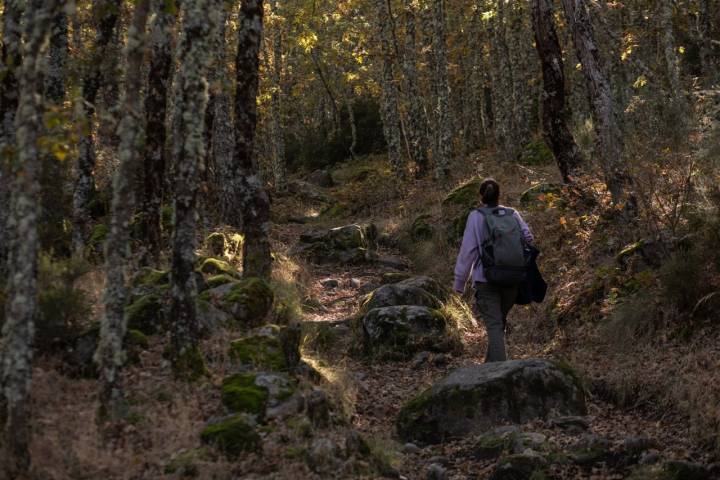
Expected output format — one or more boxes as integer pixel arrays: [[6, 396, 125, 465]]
[[169, 0, 214, 377], [72, 0, 121, 256], [378, 0, 405, 178], [0, 0, 23, 279], [2, 0, 58, 474], [232, 0, 273, 279], [95, 0, 151, 420], [431, 0, 452, 179], [562, 0, 635, 208], [209, 1, 234, 217], [46, 11, 68, 103], [532, 0, 583, 183], [507, 2, 536, 141], [140, 0, 176, 266], [270, 16, 287, 192], [402, 0, 429, 177], [345, 94, 358, 160], [698, 0, 715, 82]]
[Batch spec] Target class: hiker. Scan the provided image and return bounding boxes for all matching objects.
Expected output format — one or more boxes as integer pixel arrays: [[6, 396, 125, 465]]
[[453, 178, 534, 363]]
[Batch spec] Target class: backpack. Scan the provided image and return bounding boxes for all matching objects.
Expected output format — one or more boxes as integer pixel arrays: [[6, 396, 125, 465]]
[[478, 206, 528, 287]]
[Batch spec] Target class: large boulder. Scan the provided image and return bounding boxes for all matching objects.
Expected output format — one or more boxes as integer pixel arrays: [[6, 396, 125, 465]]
[[362, 306, 459, 359], [201, 277, 274, 326], [229, 324, 300, 372], [221, 371, 299, 420], [292, 224, 378, 264], [200, 415, 261, 457], [287, 180, 333, 203], [307, 169, 335, 188], [396, 359, 587, 445], [361, 284, 441, 313]]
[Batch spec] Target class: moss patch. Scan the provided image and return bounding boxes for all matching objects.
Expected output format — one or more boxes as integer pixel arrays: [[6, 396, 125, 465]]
[[125, 294, 164, 335], [229, 333, 286, 371], [126, 329, 149, 349], [205, 232, 226, 256], [198, 257, 238, 277], [518, 139, 554, 166], [205, 274, 236, 290], [221, 277, 274, 325], [200, 415, 261, 457], [221, 373, 269, 415], [132, 267, 169, 288], [443, 178, 482, 207], [171, 346, 208, 382], [87, 223, 109, 256]]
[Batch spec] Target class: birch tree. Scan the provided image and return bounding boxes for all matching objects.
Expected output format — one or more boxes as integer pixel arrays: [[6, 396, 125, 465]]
[[562, 0, 635, 208], [71, 0, 121, 256], [0, 0, 23, 278], [532, 0, 583, 183], [2, 0, 59, 473], [95, 0, 152, 420], [232, 0, 273, 279], [140, 0, 177, 265], [378, 0, 405, 178], [169, 0, 214, 377]]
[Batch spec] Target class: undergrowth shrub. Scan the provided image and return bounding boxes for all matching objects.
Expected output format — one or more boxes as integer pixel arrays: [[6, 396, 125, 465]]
[[36, 253, 92, 351]]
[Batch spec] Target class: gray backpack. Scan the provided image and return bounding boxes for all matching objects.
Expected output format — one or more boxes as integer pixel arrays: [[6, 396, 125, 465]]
[[478, 206, 528, 287]]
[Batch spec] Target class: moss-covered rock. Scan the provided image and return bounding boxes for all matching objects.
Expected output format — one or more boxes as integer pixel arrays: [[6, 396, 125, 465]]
[[229, 325, 288, 371], [492, 452, 549, 480], [125, 294, 165, 335], [221, 373, 270, 415], [443, 178, 483, 208], [397, 359, 587, 445], [87, 223, 109, 257], [171, 346, 208, 382], [360, 283, 442, 313], [132, 267, 170, 288], [198, 257, 238, 277], [200, 415, 261, 457], [518, 139, 554, 166], [204, 274, 236, 290], [64, 323, 149, 377], [164, 448, 209, 477], [520, 183, 566, 210], [362, 306, 458, 360], [205, 232, 226, 257], [292, 224, 378, 264], [410, 214, 434, 241], [219, 277, 274, 326], [380, 272, 413, 284]]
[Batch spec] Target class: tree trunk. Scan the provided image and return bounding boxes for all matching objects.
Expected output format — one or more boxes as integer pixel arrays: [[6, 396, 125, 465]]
[[658, 1, 682, 100], [209, 1, 234, 221], [232, 0, 272, 279], [345, 95, 358, 160], [2, 0, 59, 474], [95, 0, 151, 420], [0, 0, 23, 279], [378, 0, 405, 178], [169, 0, 214, 379], [431, 0, 452, 179], [72, 0, 121, 256], [140, 0, 176, 266], [401, 0, 429, 176], [270, 14, 287, 192], [562, 0, 635, 208], [532, 0, 583, 183]]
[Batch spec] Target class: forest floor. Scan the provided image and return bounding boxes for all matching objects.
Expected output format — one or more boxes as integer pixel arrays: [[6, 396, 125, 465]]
[[27, 150, 720, 479]]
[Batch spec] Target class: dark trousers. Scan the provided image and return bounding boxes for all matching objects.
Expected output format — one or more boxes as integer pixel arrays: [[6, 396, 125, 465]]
[[475, 282, 518, 362]]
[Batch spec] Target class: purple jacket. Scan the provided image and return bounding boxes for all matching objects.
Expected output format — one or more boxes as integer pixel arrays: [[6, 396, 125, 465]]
[[453, 207, 534, 293]]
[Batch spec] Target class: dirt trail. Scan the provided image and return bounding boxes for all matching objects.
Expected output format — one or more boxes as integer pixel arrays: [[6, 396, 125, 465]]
[[287, 212, 715, 479]]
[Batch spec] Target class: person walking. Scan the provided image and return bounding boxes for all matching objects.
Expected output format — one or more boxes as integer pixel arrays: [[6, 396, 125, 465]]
[[453, 178, 534, 362]]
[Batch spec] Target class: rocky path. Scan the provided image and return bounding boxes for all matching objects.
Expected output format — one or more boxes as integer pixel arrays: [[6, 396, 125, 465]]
[[289, 218, 718, 479]]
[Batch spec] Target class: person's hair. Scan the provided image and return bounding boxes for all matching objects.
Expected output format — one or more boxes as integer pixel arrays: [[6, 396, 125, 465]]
[[479, 178, 500, 205]]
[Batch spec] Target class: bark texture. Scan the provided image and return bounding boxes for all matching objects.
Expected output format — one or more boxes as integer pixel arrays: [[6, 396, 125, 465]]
[[72, 0, 121, 255], [169, 0, 214, 377], [378, 0, 405, 178], [141, 0, 177, 265], [658, 2, 681, 100], [95, 0, 151, 420], [269, 9, 287, 192], [562, 0, 634, 207], [2, 0, 59, 474], [431, 0, 452, 178], [401, 0, 429, 176], [0, 0, 23, 278], [532, 0, 583, 183], [231, 0, 273, 279]]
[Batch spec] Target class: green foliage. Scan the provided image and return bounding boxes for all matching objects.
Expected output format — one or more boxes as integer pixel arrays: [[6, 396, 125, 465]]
[[200, 415, 261, 457], [35, 253, 92, 351]]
